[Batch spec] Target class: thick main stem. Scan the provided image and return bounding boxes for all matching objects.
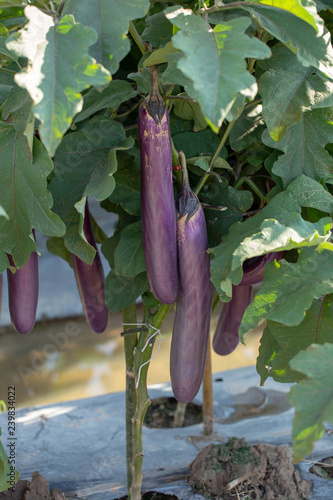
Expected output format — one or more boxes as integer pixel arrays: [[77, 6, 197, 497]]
[[123, 303, 138, 491], [126, 303, 171, 500]]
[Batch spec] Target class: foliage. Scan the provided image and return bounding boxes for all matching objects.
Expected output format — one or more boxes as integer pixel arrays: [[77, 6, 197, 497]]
[[0, 0, 332, 468]]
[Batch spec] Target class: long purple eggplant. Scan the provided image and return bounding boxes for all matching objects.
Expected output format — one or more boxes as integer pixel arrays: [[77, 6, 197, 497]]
[[170, 152, 212, 404], [213, 251, 285, 355], [138, 65, 178, 305], [213, 285, 252, 356], [7, 233, 39, 334], [240, 251, 285, 286], [71, 200, 108, 333]]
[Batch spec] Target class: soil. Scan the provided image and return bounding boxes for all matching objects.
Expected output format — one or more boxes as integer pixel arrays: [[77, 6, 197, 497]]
[[0, 471, 67, 500], [189, 437, 312, 500], [116, 493, 178, 500], [144, 397, 202, 428]]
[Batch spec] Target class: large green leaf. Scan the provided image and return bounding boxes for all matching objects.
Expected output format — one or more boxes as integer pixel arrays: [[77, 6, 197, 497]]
[[173, 94, 207, 132], [0, 123, 65, 268], [262, 109, 333, 187], [286, 175, 333, 213], [210, 178, 332, 301], [232, 216, 331, 270], [109, 149, 141, 216], [114, 221, 146, 277], [2, 86, 34, 160], [62, 0, 150, 74], [200, 177, 253, 248], [289, 342, 333, 462], [239, 247, 333, 337], [74, 81, 138, 123], [49, 117, 131, 263], [164, 7, 271, 132], [250, 0, 323, 32], [244, 4, 333, 79], [229, 103, 265, 152], [259, 44, 333, 141], [105, 270, 149, 312], [141, 11, 173, 49], [6, 6, 111, 156], [257, 295, 333, 384]]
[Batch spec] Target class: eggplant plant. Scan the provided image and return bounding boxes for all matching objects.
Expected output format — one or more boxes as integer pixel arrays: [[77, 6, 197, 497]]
[[0, 0, 333, 498]]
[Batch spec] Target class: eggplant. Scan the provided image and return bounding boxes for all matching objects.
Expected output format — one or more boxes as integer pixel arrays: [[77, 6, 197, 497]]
[[71, 200, 109, 333], [138, 65, 178, 305], [7, 232, 39, 334], [213, 284, 252, 356], [213, 251, 285, 355], [240, 251, 285, 286], [170, 152, 212, 404]]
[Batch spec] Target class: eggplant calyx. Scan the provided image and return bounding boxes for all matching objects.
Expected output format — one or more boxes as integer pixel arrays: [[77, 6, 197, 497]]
[[176, 150, 200, 221], [145, 65, 165, 122]]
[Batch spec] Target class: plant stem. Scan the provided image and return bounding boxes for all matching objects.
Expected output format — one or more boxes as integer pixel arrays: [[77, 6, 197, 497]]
[[197, 1, 254, 15], [173, 402, 187, 427], [129, 303, 171, 500], [202, 338, 214, 435], [194, 120, 235, 195], [123, 303, 138, 492], [243, 177, 268, 203], [129, 21, 147, 55]]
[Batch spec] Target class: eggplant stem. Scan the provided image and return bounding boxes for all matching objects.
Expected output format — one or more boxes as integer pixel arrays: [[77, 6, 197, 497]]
[[194, 120, 235, 196], [178, 150, 190, 189]]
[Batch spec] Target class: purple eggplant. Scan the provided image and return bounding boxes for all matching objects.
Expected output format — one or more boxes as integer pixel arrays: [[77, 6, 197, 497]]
[[213, 284, 252, 356], [71, 200, 108, 333], [240, 251, 285, 286], [170, 152, 212, 404], [7, 234, 39, 334], [138, 65, 178, 305]]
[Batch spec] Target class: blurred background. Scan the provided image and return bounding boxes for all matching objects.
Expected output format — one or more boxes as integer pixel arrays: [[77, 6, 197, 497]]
[[0, 198, 263, 409]]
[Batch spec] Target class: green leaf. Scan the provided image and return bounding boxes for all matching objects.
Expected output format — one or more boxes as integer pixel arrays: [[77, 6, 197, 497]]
[[162, 51, 193, 89], [62, 0, 150, 74], [0, 123, 65, 268], [2, 86, 34, 159], [259, 295, 333, 384], [229, 103, 265, 152], [74, 81, 138, 123], [144, 41, 179, 67], [289, 342, 333, 462], [232, 216, 332, 270], [250, 0, 323, 32], [256, 323, 281, 385], [114, 221, 146, 277], [128, 69, 151, 94], [109, 149, 141, 216], [0, 435, 20, 493], [173, 94, 207, 132], [172, 128, 226, 159], [7, 7, 111, 156], [262, 109, 333, 187], [141, 11, 173, 49], [49, 117, 128, 263], [286, 175, 333, 213], [105, 270, 149, 312], [46, 237, 72, 267], [239, 247, 333, 337], [0, 36, 17, 60], [210, 185, 332, 301], [164, 8, 271, 132], [244, 4, 333, 79], [259, 44, 333, 141], [0, 252, 9, 274], [200, 177, 253, 248]]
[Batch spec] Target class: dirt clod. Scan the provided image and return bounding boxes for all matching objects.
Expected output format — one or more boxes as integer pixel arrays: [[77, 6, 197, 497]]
[[0, 471, 67, 499], [189, 437, 312, 499]]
